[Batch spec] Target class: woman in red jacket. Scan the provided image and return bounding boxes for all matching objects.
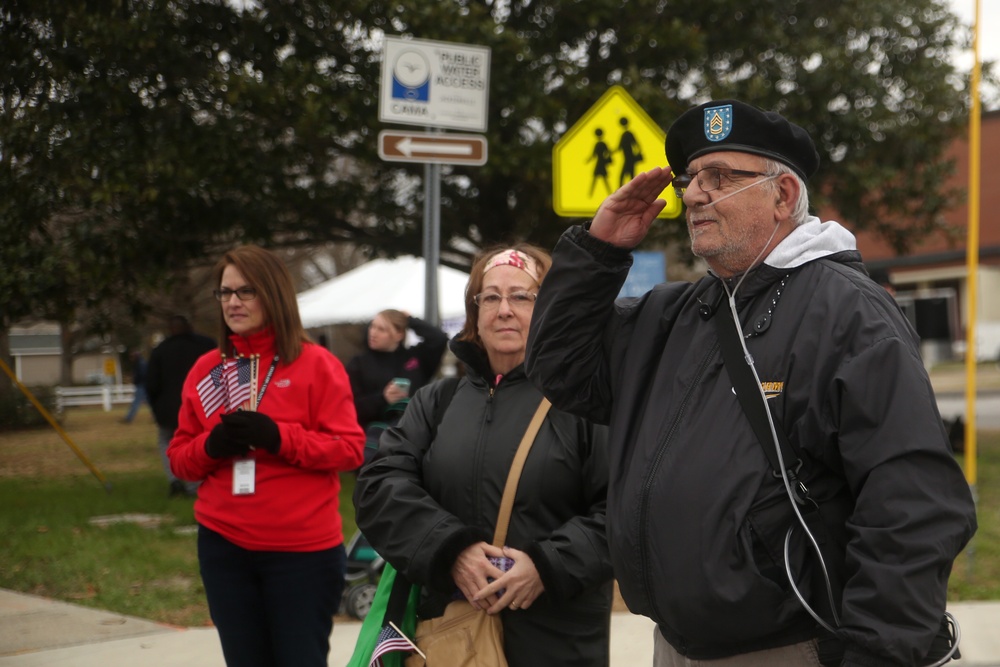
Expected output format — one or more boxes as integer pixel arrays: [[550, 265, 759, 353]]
[[168, 245, 365, 667]]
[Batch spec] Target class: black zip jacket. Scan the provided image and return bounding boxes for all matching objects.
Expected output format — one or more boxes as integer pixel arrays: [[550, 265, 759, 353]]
[[355, 339, 614, 666], [525, 223, 976, 667]]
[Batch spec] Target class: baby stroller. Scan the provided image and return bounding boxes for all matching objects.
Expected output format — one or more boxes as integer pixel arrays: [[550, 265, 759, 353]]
[[340, 530, 386, 619], [363, 398, 409, 465]]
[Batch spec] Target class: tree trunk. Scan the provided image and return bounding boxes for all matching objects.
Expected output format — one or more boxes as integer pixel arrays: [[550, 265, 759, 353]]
[[0, 323, 12, 399], [60, 323, 75, 386]]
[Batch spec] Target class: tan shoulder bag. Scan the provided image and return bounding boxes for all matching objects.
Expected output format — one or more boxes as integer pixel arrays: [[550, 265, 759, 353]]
[[405, 398, 552, 667]]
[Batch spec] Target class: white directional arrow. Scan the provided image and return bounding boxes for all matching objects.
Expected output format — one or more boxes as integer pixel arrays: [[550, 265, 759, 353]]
[[378, 131, 488, 166], [396, 137, 475, 157]]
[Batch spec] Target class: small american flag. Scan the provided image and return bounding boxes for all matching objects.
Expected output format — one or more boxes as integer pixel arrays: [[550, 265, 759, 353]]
[[224, 357, 252, 412], [369, 622, 418, 667], [196, 362, 228, 418], [196, 357, 254, 417]]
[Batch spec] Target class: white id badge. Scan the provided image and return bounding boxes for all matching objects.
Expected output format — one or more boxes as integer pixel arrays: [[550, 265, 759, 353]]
[[232, 458, 256, 495]]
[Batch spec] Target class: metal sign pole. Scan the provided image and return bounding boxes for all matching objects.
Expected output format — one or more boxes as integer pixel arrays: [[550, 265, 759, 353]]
[[380, 36, 490, 329], [422, 160, 441, 327], [428, 162, 441, 327]]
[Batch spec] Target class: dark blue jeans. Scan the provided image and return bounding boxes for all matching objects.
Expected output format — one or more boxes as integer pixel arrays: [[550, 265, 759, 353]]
[[198, 525, 346, 667], [123, 385, 148, 422]]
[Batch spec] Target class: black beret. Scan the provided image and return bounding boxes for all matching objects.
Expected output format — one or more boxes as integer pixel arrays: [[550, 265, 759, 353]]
[[664, 99, 820, 181]]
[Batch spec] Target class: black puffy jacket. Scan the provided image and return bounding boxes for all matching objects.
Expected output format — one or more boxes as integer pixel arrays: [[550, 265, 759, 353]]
[[355, 339, 613, 667]]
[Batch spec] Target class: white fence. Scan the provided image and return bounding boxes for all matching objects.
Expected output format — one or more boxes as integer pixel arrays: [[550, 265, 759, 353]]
[[55, 384, 136, 412]]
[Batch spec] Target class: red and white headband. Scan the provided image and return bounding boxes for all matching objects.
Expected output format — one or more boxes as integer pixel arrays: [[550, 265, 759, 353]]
[[482, 249, 540, 283]]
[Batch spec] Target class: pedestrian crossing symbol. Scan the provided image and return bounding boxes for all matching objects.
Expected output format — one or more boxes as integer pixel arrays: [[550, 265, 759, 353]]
[[553, 86, 683, 219]]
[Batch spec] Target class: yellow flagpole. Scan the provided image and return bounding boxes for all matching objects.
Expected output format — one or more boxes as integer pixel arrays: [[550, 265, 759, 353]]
[[962, 0, 982, 582], [964, 0, 981, 492]]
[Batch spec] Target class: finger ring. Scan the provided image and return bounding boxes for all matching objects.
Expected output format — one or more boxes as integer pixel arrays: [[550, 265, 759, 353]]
[[510, 604, 518, 610]]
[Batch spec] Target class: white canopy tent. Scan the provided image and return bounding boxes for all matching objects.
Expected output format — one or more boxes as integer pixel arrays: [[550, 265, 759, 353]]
[[296, 256, 470, 329]]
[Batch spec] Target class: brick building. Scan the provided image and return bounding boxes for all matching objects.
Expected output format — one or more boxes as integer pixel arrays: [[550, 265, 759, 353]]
[[840, 109, 1000, 364]]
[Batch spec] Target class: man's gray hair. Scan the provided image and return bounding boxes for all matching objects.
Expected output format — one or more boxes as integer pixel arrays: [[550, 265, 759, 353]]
[[764, 159, 810, 225]]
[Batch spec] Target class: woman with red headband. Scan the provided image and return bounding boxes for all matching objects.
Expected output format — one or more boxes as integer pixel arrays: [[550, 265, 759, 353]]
[[355, 243, 613, 666]]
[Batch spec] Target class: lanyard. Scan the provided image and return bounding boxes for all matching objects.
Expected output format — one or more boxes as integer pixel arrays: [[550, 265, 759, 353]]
[[255, 355, 279, 409]]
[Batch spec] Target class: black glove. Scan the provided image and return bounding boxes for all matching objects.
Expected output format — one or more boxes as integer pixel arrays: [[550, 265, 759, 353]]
[[204, 422, 251, 459], [220, 411, 282, 455]]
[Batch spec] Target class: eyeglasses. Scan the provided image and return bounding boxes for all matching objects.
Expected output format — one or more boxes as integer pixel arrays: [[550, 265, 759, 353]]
[[473, 291, 537, 310], [213, 287, 257, 302], [671, 167, 770, 196]]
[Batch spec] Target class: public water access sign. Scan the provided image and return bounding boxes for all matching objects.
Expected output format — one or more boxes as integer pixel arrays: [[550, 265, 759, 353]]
[[379, 36, 491, 132], [553, 86, 683, 218]]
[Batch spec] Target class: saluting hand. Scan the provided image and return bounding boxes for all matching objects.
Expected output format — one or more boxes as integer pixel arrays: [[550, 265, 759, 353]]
[[589, 167, 674, 249]]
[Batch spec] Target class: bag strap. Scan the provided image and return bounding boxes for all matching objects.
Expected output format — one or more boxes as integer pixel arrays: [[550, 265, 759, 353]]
[[713, 301, 808, 499], [429, 377, 460, 441], [384, 563, 414, 626], [492, 398, 551, 546]]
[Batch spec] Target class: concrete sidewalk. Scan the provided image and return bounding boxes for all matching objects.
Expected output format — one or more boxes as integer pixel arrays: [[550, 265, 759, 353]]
[[1, 589, 998, 666]]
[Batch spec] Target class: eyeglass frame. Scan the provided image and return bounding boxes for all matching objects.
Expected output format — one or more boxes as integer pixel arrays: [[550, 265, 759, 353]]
[[213, 287, 258, 302], [671, 166, 772, 197], [472, 291, 538, 310]]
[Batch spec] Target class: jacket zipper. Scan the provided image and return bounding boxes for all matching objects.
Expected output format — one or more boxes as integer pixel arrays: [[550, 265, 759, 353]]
[[637, 340, 720, 625], [473, 385, 496, 527], [486, 385, 494, 423]]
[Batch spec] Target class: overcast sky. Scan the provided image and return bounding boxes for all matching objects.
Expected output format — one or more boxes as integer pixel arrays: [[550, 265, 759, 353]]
[[948, 0, 998, 103]]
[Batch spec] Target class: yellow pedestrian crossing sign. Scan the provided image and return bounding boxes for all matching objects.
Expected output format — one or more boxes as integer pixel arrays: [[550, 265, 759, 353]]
[[553, 86, 683, 218]]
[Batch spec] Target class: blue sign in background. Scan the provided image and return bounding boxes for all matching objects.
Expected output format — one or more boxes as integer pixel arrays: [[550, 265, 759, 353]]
[[619, 251, 666, 298]]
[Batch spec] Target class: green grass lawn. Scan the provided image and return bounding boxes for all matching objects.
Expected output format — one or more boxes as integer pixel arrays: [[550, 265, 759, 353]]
[[950, 439, 1000, 599], [0, 406, 358, 626], [0, 405, 996, 626]]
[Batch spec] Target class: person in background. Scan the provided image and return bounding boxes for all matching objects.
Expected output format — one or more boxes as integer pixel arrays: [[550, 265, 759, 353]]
[[120, 350, 148, 423], [346, 308, 448, 459], [525, 100, 976, 666], [146, 315, 216, 498], [355, 244, 613, 666], [168, 245, 365, 667]]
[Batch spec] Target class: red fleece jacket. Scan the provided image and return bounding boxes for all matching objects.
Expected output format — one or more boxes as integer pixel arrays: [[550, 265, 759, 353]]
[[168, 329, 365, 551]]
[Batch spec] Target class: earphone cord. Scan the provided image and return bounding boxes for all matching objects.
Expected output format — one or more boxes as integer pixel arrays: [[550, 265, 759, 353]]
[[722, 229, 960, 665], [725, 242, 843, 634], [699, 174, 778, 209]]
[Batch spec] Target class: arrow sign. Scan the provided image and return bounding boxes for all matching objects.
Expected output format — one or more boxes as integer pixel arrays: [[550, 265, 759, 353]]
[[379, 131, 488, 166]]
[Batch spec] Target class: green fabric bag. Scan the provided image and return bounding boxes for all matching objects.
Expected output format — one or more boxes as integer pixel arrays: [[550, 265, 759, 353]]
[[346, 562, 420, 667]]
